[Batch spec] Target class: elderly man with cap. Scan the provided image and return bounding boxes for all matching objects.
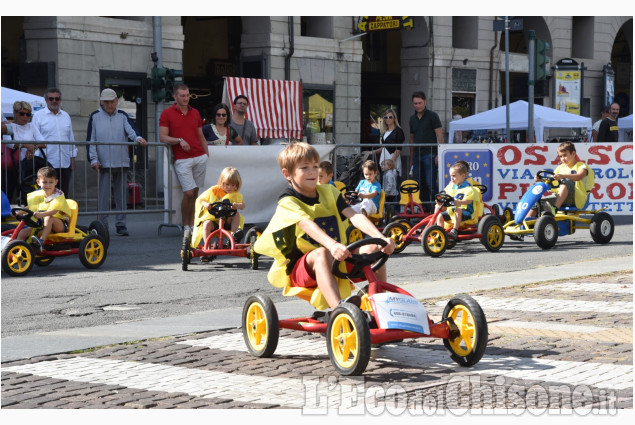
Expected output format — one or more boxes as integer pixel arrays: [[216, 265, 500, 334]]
[[88, 88, 147, 236]]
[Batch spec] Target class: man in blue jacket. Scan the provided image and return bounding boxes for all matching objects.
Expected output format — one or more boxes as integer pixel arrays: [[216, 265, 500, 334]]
[[88, 88, 146, 236]]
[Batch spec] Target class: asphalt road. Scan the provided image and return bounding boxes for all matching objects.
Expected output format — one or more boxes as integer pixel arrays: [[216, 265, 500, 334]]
[[1, 213, 632, 338]]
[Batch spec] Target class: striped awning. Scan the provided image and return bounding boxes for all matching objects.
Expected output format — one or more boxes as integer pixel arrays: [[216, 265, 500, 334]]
[[223, 77, 303, 140]]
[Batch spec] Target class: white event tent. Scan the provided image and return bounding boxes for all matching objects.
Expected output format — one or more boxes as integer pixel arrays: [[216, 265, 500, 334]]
[[448, 100, 592, 143], [1, 87, 46, 118], [617, 114, 633, 142]]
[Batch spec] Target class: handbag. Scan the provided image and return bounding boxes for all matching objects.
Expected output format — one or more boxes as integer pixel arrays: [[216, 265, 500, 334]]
[[1, 143, 20, 171]]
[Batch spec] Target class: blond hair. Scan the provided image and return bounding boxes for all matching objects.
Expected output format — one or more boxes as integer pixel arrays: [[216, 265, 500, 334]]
[[217, 166, 242, 190], [277, 142, 320, 175], [13, 101, 32, 113], [382, 159, 395, 170]]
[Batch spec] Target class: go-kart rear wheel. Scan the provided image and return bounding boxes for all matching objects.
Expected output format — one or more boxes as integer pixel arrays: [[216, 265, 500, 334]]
[[346, 225, 364, 245], [34, 256, 55, 267], [590, 212, 614, 244], [326, 303, 371, 376], [422, 225, 447, 257], [181, 228, 192, 271], [79, 235, 107, 269], [442, 295, 488, 367], [502, 207, 514, 224], [534, 215, 558, 249], [382, 222, 409, 254], [490, 204, 500, 218], [89, 220, 109, 250], [478, 215, 505, 252], [245, 227, 262, 270], [242, 295, 279, 357], [2, 240, 34, 276]]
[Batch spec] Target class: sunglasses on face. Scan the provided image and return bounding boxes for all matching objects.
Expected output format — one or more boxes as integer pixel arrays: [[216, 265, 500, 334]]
[[216, 113, 227, 117], [235, 102, 248, 106], [384, 116, 394, 120], [18, 111, 32, 117], [47, 96, 61, 102]]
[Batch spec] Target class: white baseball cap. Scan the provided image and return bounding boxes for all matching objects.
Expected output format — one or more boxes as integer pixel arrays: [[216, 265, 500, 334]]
[[100, 88, 117, 101]]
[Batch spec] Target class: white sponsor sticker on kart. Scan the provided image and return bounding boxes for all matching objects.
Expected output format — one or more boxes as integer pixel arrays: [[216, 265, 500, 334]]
[[1, 236, 9, 253], [370, 293, 430, 334]]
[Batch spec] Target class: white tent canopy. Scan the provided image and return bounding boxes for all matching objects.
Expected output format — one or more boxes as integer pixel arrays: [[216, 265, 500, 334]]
[[448, 100, 592, 143], [617, 114, 633, 142], [1, 87, 46, 118]]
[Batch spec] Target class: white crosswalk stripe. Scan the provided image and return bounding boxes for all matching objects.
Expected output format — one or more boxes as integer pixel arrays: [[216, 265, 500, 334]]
[[438, 297, 633, 313], [526, 282, 633, 294]]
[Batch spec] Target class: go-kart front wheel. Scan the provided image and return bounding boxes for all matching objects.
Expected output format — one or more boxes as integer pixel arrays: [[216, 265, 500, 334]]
[[422, 225, 447, 257], [442, 295, 488, 367], [383, 222, 409, 254], [478, 215, 505, 252], [79, 235, 107, 269], [2, 240, 34, 276], [89, 220, 110, 250], [346, 225, 364, 245], [590, 212, 614, 244], [34, 256, 55, 267], [326, 303, 371, 376], [534, 215, 558, 249], [245, 227, 262, 270], [242, 295, 279, 357]]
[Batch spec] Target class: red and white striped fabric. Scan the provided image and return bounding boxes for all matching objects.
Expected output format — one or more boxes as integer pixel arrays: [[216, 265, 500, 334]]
[[223, 77, 303, 140]]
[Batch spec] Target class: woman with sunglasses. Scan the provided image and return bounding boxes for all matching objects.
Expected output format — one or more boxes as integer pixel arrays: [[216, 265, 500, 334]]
[[5, 101, 45, 161], [202, 103, 243, 146], [377, 108, 405, 178]]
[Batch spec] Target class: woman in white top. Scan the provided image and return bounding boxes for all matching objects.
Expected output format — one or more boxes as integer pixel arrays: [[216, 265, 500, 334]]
[[375, 108, 405, 178], [4, 101, 46, 161]]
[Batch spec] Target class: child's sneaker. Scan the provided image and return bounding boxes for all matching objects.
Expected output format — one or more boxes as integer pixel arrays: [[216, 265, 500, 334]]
[[233, 229, 244, 244], [31, 236, 43, 254], [550, 205, 559, 216], [448, 228, 459, 240]]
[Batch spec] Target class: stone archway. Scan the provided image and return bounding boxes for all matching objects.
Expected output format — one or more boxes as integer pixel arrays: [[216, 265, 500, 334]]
[[611, 19, 633, 117]]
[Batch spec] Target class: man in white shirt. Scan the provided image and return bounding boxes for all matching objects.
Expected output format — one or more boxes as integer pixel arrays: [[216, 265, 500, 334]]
[[32, 87, 77, 196]]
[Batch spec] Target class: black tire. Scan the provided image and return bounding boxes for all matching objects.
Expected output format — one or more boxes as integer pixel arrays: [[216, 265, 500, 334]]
[[534, 215, 558, 249], [181, 228, 192, 271], [242, 295, 279, 358], [326, 303, 371, 376], [490, 204, 500, 218], [478, 215, 505, 252], [247, 227, 261, 270], [34, 256, 55, 267], [89, 220, 110, 250], [422, 225, 447, 257], [2, 240, 34, 276], [78, 235, 107, 269], [382, 222, 409, 254], [442, 295, 488, 367], [590, 212, 614, 244], [346, 224, 364, 245], [502, 207, 514, 224]]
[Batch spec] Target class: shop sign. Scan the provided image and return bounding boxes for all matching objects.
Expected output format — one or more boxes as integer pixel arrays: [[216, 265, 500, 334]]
[[357, 16, 414, 32]]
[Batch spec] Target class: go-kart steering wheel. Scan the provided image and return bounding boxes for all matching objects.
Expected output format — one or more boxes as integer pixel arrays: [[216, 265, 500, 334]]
[[536, 170, 560, 189], [331, 237, 389, 280], [344, 191, 361, 205], [400, 181, 420, 194], [207, 200, 237, 218], [473, 184, 488, 195], [11, 207, 43, 228], [435, 193, 455, 207]]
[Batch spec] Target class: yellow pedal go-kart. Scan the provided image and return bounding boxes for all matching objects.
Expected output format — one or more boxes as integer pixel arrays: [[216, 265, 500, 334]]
[[1, 201, 108, 276], [504, 170, 614, 249]]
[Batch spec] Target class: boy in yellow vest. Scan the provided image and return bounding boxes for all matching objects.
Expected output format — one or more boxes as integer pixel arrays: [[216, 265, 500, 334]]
[[255, 142, 394, 310]]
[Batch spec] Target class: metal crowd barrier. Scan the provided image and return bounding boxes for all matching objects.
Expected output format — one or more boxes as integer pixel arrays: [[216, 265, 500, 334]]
[[1, 139, 176, 232]]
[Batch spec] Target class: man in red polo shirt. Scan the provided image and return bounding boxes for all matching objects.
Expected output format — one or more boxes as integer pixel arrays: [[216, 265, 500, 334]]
[[159, 83, 209, 232]]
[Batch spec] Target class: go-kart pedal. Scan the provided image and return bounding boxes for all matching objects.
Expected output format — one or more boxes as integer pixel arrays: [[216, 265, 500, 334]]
[[31, 236, 44, 254], [233, 229, 244, 244]]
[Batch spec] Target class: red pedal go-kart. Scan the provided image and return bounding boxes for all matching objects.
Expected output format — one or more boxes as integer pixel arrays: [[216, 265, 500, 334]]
[[180, 201, 261, 271], [242, 238, 488, 376], [1, 203, 108, 276], [382, 190, 505, 257]]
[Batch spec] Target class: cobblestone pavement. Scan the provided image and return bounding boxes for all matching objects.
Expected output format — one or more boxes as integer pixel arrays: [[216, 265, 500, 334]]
[[2, 271, 632, 413]]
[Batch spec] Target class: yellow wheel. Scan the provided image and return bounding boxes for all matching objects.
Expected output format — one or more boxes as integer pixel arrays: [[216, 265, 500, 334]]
[[326, 303, 370, 376], [478, 215, 505, 252], [442, 295, 487, 366], [382, 222, 409, 254], [245, 227, 262, 270], [422, 225, 447, 257], [242, 295, 279, 357], [346, 225, 364, 244], [79, 235, 107, 269], [2, 240, 34, 276], [502, 207, 514, 224]]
